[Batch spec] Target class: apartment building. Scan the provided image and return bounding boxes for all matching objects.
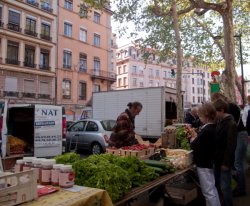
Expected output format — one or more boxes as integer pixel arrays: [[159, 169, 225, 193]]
[[0, 0, 57, 104], [57, 0, 116, 120], [116, 42, 212, 108]]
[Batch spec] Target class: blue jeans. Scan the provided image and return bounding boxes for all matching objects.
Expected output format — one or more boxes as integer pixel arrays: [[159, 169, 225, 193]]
[[214, 167, 232, 206], [234, 130, 248, 193]]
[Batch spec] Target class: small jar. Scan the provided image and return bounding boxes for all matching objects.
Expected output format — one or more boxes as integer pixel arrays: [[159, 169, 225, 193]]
[[59, 165, 74, 188], [23, 157, 35, 171], [51, 164, 64, 186], [41, 159, 56, 185], [32, 158, 43, 183], [14, 159, 24, 173]]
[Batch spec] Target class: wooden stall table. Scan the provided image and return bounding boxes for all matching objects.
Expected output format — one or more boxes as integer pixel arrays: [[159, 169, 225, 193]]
[[114, 165, 195, 206], [22, 186, 113, 206]]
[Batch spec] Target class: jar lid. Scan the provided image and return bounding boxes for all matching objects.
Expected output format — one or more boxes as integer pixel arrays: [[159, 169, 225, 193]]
[[53, 164, 64, 169], [23, 157, 35, 162], [60, 165, 72, 170], [16, 159, 24, 164], [41, 159, 54, 166]]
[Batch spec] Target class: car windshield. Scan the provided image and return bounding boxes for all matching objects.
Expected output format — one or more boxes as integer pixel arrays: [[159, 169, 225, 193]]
[[100, 120, 116, 131]]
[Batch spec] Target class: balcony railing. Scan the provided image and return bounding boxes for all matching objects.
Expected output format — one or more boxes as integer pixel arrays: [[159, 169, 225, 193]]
[[24, 62, 36, 68], [90, 69, 117, 83], [22, 92, 36, 98], [25, 29, 38, 37], [63, 64, 71, 69], [6, 58, 20, 65], [40, 33, 52, 41], [26, 0, 39, 7], [63, 95, 71, 99], [38, 94, 50, 99], [41, 3, 53, 13], [39, 64, 50, 71], [4, 91, 19, 97], [7, 23, 22, 32]]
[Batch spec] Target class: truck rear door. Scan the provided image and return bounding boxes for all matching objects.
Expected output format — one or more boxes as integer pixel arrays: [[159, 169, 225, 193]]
[[34, 105, 62, 157]]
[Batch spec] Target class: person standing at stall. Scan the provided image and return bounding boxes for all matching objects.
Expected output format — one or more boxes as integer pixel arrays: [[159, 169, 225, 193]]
[[190, 103, 221, 206], [184, 107, 201, 129], [108, 102, 143, 148], [213, 98, 237, 206]]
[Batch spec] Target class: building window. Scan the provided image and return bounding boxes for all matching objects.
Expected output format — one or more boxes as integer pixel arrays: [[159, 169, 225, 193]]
[[149, 80, 153, 87], [192, 87, 195, 93], [123, 65, 127, 73], [192, 78, 194, 84], [79, 5, 88, 18], [63, 50, 72, 69], [79, 53, 87, 72], [8, 10, 20, 32], [25, 18, 36, 36], [40, 81, 50, 95], [193, 96, 195, 103], [62, 79, 71, 97], [0, 7, 2, 24], [41, 0, 52, 12], [149, 68, 153, 76], [80, 28, 87, 42], [64, 0, 73, 10], [118, 78, 122, 87], [93, 33, 100, 47], [163, 71, 167, 78], [94, 57, 100, 70], [24, 79, 35, 93], [132, 66, 137, 74], [123, 77, 127, 86], [5, 77, 18, 92], [118, 66, 122, 74], [139, 82, 144, 87], [7, 41, 19, 65], [93, 12, 100, 23], [93, 84, 100, 92], [132, 78, 137, 87], [24, 46, 35, 68], [41, 23, 50, 40], [64, 22, 72, 37], [156, 70, 160, 77], [40, 49, 50, 70], [139, 68, 144, 75], [79, 82, 87, 100]]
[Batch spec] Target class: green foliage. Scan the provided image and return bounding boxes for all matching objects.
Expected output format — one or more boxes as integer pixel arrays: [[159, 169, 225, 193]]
[[175, 126, 191, 150], [72, 153, 159, 202], [55, 152, 81, 164]]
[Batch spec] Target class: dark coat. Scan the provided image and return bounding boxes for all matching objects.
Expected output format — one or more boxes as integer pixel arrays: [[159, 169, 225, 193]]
[[185, 112, 201, 128], [191, 123, 217, 169], [108, 109, 137, 148], [215, 115, 237, 168]]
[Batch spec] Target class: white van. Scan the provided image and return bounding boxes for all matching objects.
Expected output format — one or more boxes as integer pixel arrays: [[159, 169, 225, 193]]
[[0, 101, 66, 158]]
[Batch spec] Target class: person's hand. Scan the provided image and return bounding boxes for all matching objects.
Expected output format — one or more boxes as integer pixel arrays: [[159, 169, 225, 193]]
[[221, 165, 229, 171]]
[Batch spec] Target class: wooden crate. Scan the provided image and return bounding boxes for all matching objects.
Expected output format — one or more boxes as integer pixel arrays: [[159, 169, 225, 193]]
[[0, 170, 37, 206], [106, 148, 121, 156], [165, 184, 197, 205]]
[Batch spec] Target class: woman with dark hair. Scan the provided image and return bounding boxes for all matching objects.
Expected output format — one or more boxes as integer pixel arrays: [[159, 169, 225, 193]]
[[108, 101, 143, 148]]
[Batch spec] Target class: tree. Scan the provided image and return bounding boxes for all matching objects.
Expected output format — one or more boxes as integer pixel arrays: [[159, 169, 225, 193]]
[[81, 0, 250, 110]]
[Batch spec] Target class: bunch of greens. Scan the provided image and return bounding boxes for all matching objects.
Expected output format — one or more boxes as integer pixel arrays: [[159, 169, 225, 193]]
[[73, 153, 158, 202], [55, 152, 81, 164], [176, 126, 191, 150], [73, 155, 131, 202]]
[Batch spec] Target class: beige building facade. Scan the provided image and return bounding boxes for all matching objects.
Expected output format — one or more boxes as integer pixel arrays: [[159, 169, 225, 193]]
[[0, 0, 57, 104], [116, 42, 212, 108], [57, 0, 116, 120]]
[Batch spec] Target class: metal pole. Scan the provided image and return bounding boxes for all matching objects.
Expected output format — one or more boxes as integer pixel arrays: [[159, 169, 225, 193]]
[[238, 34, 245, 104], [202, 72, 205, 103]]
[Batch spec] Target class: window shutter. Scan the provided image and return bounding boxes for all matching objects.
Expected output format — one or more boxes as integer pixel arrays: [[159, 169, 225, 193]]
[[5, 77, 17, 91], [24, 80, 35, 93], [40, 82, 49, 94], [9, 11, 20, 24]]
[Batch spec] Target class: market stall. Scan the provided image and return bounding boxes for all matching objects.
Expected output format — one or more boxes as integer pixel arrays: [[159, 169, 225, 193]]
[[22, 187, 113, 206]]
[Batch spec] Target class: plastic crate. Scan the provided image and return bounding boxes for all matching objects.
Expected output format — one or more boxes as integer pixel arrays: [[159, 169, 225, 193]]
[[0, 170, 37, 206]]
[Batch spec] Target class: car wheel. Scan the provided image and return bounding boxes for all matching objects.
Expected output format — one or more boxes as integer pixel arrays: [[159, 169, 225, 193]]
[[91, 142, 103, 154]]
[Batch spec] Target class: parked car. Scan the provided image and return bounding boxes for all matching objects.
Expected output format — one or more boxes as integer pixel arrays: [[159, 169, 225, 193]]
[[66, 120, 75, 129], [66, 119, 116, 154]]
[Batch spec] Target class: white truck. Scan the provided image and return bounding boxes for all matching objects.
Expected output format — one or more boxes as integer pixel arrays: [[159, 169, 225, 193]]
[[92, 87, 178, 139], [0, 101, 66, 160]]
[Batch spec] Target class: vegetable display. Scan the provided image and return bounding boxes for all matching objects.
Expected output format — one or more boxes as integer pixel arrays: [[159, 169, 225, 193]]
[[56, 153, 159, 202], [175, 125, 196, 150]]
